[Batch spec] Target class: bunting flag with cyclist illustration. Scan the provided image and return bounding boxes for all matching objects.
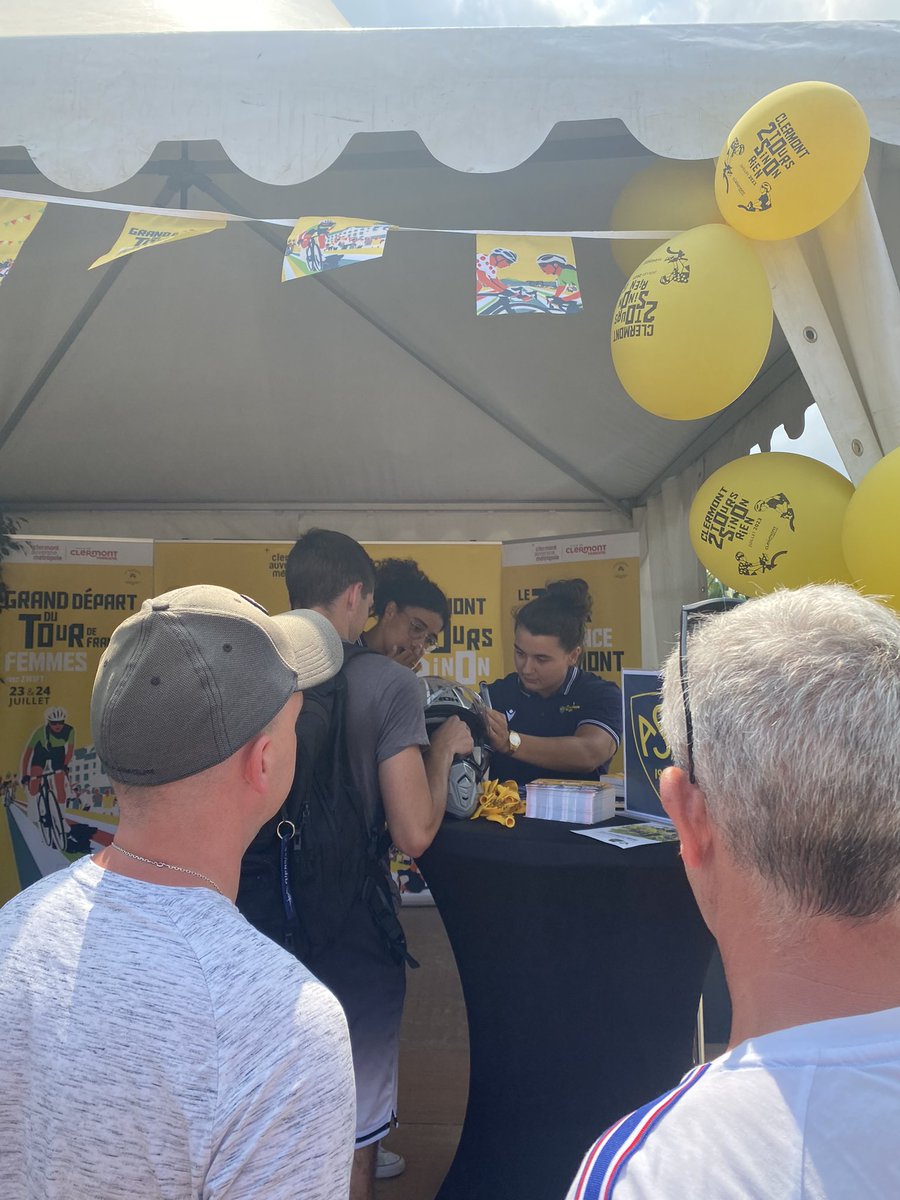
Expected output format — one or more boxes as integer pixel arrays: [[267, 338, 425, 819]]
[[282, 216, 393, 280], [475, 235, 583, 315], [0, 537, 154, 905], [0, 198, 47, 287], [89, 212, 227, 269]]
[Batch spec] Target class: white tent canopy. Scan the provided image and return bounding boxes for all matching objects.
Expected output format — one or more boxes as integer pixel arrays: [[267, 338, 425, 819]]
[[3, 16, 900, 660]]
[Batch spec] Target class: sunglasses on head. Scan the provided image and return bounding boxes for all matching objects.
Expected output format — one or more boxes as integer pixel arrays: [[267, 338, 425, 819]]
[[679, 597, 744, 784]]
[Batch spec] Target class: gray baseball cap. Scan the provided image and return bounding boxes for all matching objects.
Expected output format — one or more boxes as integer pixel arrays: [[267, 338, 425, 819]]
[[91, 584, 343, 786]]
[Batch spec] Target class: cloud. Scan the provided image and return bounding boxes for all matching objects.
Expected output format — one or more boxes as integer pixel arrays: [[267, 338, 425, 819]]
[[340, 0, 900, 26]]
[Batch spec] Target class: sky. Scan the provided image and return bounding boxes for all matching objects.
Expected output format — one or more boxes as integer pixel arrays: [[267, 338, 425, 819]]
[[764, 406, 847, 477], [339, 0, 900, 27]]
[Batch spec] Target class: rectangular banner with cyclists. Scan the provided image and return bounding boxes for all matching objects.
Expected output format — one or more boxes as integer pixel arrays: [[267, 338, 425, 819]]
[[282, 216, 393, 280], [0, 536, 154, 905], [475, 235, 583, 315]]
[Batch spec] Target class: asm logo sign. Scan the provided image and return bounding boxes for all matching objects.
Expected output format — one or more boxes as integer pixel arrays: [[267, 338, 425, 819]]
[[629, 691, 670, 800], [622, 670, 673, 822]]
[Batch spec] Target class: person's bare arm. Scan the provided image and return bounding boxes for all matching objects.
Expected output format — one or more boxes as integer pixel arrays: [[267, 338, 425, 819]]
[[484, 708, 615, 775], [380, 717, 474, 858]]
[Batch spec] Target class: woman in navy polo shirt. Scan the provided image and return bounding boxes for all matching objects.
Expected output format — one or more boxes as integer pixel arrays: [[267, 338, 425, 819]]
[[484, 579, 622, 788]]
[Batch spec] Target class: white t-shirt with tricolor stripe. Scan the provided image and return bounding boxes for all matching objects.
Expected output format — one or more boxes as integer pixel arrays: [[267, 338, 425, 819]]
[[566, 1006, 900, 1199]]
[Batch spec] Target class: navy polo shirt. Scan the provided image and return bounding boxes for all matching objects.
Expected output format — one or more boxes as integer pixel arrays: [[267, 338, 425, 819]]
[[487, 667, 623, 788]]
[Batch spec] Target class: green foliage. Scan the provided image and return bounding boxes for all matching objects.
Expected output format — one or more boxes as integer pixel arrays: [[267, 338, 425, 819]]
[[0, 510, 22, 602], [706, 571, 746, 601]]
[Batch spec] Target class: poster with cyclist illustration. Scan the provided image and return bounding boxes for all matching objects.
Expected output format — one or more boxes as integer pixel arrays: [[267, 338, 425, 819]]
[[282, 216, 393, 280], [475, 236, 583, 315], [0, 537, 154, 905]]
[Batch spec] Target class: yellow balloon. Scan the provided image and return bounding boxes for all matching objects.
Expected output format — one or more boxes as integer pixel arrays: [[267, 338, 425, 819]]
[[610, 223, 772, 421], [842, 446, 900, 608], [610, 158, 721, 278], [690, 453, 854, 595], [715, 81, 870, 241]]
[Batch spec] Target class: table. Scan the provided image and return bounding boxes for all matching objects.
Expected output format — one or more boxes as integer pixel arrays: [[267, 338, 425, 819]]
[[417, 815, 714, 1200]]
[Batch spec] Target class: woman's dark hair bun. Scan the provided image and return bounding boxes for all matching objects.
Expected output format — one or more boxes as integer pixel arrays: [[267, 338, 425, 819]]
[[514, 578, 592, 653], [544, 578, 591, 616]]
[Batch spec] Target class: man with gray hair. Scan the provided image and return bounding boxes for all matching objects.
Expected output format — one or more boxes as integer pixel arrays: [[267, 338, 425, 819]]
[[0, 585, 356, 1200], [566, 583, 900, 1199]]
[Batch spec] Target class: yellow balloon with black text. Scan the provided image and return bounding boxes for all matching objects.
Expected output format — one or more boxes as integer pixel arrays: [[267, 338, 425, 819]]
[[610, 224, 772, 421], [715, 81, 869, 241], [610, 158, 721, 278], [689, 453, 854, 595], [841, 446, 900, 609]]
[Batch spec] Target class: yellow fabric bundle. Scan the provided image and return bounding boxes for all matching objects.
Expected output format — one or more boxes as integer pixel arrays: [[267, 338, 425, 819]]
[[470, 779, 525, 828]]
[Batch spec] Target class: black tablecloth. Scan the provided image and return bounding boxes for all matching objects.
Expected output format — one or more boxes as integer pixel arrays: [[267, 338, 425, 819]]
[[417, 814, 714, 1200]]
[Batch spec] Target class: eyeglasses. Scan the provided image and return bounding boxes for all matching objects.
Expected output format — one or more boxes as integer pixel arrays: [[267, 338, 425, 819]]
[[679, 597, 744, 784], [402, 610, 441, 651]]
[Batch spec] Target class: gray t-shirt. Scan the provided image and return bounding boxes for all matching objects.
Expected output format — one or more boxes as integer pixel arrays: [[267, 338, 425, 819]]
[[343, 650, 429, 830], [0, 857, 355, 1199]]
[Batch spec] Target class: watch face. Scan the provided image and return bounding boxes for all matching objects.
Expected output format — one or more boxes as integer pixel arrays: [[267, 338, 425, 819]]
[[509, 732, 521, 751]]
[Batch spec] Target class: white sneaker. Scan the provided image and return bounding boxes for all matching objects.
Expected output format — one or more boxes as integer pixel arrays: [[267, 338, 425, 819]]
[[375, 1145, 406, 1179]]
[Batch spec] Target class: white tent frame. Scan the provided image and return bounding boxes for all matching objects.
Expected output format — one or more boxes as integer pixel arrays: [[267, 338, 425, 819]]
[[3, 19, 900, 663]]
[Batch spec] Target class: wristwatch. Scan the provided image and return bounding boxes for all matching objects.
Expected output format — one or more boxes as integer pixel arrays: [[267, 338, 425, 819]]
[[506, 731, 522, 755]]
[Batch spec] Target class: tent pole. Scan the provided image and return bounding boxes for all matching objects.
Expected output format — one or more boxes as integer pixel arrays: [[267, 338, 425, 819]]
[[191, 173, 632, 520], [756, 238, 883, 485], [816, 178, 900, 455]]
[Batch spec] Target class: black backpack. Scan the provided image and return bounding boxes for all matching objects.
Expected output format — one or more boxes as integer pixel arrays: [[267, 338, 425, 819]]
[[237, 643, 415, 967]]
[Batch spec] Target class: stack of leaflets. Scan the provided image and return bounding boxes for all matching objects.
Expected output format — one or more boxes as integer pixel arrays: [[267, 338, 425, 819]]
[[525, 778, 616, 824]]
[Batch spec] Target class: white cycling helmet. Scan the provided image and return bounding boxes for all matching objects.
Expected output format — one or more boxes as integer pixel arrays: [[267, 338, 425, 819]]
[[536, 253, 567, 267], [491, 247, 517, 264], [419, 678, 490, 819], [46, 707, 67, 723]]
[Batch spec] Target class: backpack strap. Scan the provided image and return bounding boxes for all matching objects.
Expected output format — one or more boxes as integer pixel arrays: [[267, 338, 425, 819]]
[[342, 642, 420, 969], [277, 676, 342, 949]]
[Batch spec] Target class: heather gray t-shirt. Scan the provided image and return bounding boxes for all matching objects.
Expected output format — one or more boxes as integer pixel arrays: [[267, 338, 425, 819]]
[[343, 649, 429, 830], [0, 857, 355, 1199]]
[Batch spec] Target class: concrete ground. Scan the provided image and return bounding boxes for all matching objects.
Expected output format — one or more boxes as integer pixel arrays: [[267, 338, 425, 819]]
[[377, 904, 468, 1200]]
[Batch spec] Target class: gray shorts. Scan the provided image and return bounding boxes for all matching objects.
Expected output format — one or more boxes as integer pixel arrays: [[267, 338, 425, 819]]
[[307, 898, 406, 1147]]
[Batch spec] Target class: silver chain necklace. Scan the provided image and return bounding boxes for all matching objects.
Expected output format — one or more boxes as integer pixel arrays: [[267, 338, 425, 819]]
[[109, 843, 224, 896]]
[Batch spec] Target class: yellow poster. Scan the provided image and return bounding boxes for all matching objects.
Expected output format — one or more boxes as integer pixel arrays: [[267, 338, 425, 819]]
[[475, 235, 583, 315], [0, 198, 47, 287], [89, 213, 226, 269], [364, 542, 504, 687], [500, 532, 641, 771], [283, 216, 392, 280], [0, 537, 154, 905], [155, 540, 505, 688], [153, 541, 291, 614]]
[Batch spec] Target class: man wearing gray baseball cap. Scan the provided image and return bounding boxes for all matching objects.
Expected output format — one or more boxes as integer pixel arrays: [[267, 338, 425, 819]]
[[0, 585, 356, 1200]]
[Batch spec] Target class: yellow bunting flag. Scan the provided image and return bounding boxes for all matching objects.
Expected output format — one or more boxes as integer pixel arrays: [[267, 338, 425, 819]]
[[475, 235, 582, 315], [0, 199, 47, 287], [282, 216, 392, 280], [90, 213, 226, 269]]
